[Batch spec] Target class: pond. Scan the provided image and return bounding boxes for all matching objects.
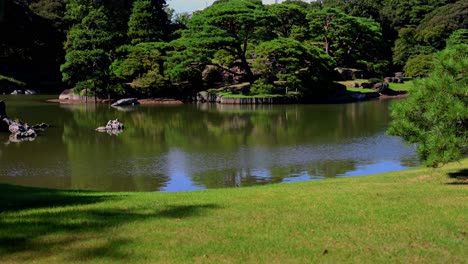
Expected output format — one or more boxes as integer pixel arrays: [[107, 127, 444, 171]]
[[0, 95, 418, 192]]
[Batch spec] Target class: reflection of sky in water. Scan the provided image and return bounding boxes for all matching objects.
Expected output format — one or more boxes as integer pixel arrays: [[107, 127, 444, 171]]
[[0, 96, 420, 192], [160, 150, 205, 192], [118, 132, 415, 191], [0, 130, 418, 192], [338, 160, 409, 177]]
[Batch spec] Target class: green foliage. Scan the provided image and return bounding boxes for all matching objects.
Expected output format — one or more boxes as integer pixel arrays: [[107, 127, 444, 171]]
[[403, 54, 434, 77], [250, 78, 275, 95], [252, 38, 336, 96], [172, 0, 275, 83], [446, 29, 468, 48], [393, 27, 436, 67], [29, 0, 66, 27], [380, 0, 448, 28], [61, 6, 115, 95], [392, 1, 468, 68], [110, 42, 169, 96], [267, 3, 308, 39], [307, 8, 384, 68], [128, 0, 169, 44], [388, 44, 468, 167]]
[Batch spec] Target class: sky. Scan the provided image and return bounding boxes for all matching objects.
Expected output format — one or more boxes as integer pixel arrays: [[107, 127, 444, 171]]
[[167, 0, 311, 14]]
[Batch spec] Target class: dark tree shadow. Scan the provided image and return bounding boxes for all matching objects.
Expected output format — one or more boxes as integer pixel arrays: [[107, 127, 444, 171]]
[[447, 169, 468, 185], [0, 184, 220, 261], [157, 204, 220, 218], [0, 184, 112, 213]]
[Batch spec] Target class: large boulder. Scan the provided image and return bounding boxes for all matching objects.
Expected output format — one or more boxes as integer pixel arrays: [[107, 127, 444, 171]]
[[373, 82, 390, 94], [59, 89, 74, 100], [111, 98, 139, 106]]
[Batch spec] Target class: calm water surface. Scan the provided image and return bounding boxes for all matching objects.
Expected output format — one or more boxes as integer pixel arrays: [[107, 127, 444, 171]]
[[0, 95, 418, 192]]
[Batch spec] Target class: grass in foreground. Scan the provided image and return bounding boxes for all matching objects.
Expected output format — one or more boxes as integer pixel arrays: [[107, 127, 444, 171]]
[[0, 160, 467, 263]]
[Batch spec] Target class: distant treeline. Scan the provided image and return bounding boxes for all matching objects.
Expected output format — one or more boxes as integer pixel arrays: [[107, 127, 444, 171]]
[[0, 0, 466, 97]]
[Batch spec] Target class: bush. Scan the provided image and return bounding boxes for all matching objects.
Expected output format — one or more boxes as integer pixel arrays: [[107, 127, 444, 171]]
[[403, 54, 434, 77], [250, 79, 275, 95]]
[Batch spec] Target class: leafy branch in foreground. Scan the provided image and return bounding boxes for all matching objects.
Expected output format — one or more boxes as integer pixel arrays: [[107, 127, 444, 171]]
[[388, 43, 468, 167]]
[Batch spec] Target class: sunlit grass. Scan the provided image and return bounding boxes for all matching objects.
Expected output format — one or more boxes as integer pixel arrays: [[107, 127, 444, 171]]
[[389, 80, 416, 91], [1, 159, 467, 263], [341, 79, 415, 93], [217, 91, 286, 99]]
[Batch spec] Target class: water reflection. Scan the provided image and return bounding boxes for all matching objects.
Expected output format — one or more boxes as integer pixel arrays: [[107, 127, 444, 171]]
[[0, 95, 419, 192]]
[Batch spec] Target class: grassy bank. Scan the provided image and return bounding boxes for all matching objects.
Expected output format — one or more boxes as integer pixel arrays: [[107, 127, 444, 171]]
[[1, 160, 467, 263], [342, 79, 415, 93]]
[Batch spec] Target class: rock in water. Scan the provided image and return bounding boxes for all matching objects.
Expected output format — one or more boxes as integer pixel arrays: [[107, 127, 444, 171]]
[[9, 122, 36, 138], [0, 101, 49, 140], [25, 89, 38, 95], [59, 89, 74, 100], [111, 98, 139, 106], [96, 119, 124, 135]]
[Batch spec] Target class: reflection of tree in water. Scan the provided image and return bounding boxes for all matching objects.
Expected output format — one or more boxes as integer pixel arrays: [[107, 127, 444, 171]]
[[306, 160, 358, 178], [61, 104, 170, 191], [191, 168, 282, 189], [60, 100, 400, 191], [62, 101, 391, 153], [191, 160, 359, 189]]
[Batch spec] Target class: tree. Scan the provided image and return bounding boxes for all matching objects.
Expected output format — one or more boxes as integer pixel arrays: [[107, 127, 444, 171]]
[[392, 27, 436, 67], [446, 29, 468, 47], [392, 1, 467, 68], [380, 0, 448, 28], [307, 8, 385, 69], [266, 3, 308, 39], [110, 42, 169, 96], [403, 53, 434, 77], [128, 0, 169, 44], [61, 6, 115, 95], [252, 38, 337, 96], [170, 0, 274, 83], [388, 43, 468, 167]]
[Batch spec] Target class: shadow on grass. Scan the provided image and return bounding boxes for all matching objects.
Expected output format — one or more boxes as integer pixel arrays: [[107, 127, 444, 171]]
[[0, 184, 220, 261], [447, 169, 468, 185], [0, 184, 111, 213]]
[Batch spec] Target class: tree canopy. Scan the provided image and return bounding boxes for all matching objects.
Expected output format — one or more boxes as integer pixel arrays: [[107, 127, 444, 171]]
[[172, 0, 274, 84], [388, 43, 468, 166], [307, 8, 385, 69], [1, 0, 466, 99]]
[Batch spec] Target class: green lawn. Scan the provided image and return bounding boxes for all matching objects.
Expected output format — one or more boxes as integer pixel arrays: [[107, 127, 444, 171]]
[[389, 80, 416, 91], [216, 91, 287, 99], [1, 160, 467, 263], [341, 79, 416, 93]]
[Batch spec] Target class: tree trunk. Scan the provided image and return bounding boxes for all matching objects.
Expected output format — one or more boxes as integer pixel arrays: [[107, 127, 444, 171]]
[[237, 49, 254, 83]]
